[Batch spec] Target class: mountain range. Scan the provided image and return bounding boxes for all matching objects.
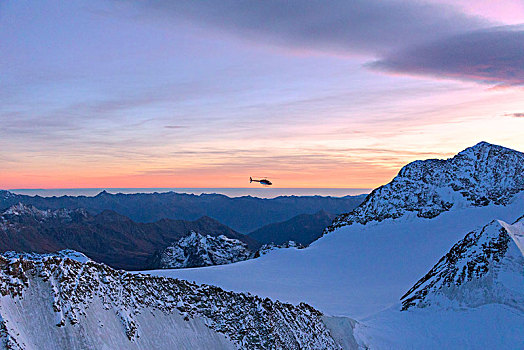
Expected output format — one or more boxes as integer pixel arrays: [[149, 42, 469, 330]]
[[0, 190, 365, 233], [0, 203, 340, 270]]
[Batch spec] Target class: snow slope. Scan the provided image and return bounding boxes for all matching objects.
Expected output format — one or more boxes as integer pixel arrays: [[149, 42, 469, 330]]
[[145, 142, 524, 318], [501, 217, 524, 256], [353, 304, 523, 349], [0, 287, 236, 350]]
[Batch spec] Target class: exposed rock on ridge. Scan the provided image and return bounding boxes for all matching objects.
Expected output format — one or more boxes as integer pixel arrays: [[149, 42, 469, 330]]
[[255, 241, 306, 257]]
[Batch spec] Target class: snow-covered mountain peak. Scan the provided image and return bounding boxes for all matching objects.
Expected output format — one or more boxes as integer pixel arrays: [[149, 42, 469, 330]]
[[327, 142, 524, 231], [456, 140, 505, 159], [3, 203, 45, 217], [160, 231, 253, 268], [401, 216, 524, 311]]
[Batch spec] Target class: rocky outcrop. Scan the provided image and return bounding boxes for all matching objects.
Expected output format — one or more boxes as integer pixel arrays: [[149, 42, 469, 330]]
[[255, 241, 306, 257], [160, 231, 253, 268]]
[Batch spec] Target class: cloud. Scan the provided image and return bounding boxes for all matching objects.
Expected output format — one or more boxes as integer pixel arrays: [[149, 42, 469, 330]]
[[371, 27, 524, 86], [164, 125, 187, 129], [134, 1, 524, 86], [506, 112, 524, 118]]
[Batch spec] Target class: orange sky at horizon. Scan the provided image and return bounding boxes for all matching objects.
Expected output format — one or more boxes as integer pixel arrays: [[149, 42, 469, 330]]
[[2, 166, 398, 190], [2, 84, 523, 190]]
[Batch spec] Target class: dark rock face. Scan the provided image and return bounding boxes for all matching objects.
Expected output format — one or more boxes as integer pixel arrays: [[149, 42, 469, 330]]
[[249, 210, 336, 246], [255, 241, 306, 258], [0, 252, 340, 350], [401, 217, 524, 311], [0, 191, 365, 233], [327, 142, 524, 232], [0, 204, 258, 270]]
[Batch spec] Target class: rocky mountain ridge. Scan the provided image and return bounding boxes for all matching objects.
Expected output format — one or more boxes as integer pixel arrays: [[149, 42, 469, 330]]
[[0, 251, 341, 350], [327, 142, 524, 231], [0, 203, 88, 225]]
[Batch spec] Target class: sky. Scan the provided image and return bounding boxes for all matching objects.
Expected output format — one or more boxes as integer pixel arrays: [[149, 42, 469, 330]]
[[1, 0, 523, 189]]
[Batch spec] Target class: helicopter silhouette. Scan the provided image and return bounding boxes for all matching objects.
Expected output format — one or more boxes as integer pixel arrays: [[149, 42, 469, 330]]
[[250, 177, 272, 186]]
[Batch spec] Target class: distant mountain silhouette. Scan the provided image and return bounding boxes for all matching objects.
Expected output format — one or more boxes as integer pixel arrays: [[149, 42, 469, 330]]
[[249, 210, 336, 246], [0, 191, 366, 232], [0, 203, 258, 270]]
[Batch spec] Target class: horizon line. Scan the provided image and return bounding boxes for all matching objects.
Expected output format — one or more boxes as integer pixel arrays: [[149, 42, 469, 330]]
[[7, 187, 373, 191]]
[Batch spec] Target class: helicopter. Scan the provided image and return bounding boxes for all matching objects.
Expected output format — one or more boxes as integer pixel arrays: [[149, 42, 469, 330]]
[[250, 177, 272, 186]]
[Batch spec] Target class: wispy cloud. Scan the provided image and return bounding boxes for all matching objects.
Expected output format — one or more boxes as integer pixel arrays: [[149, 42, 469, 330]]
[[164, 125, 187, 129], [506, 112, 524, 118]]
